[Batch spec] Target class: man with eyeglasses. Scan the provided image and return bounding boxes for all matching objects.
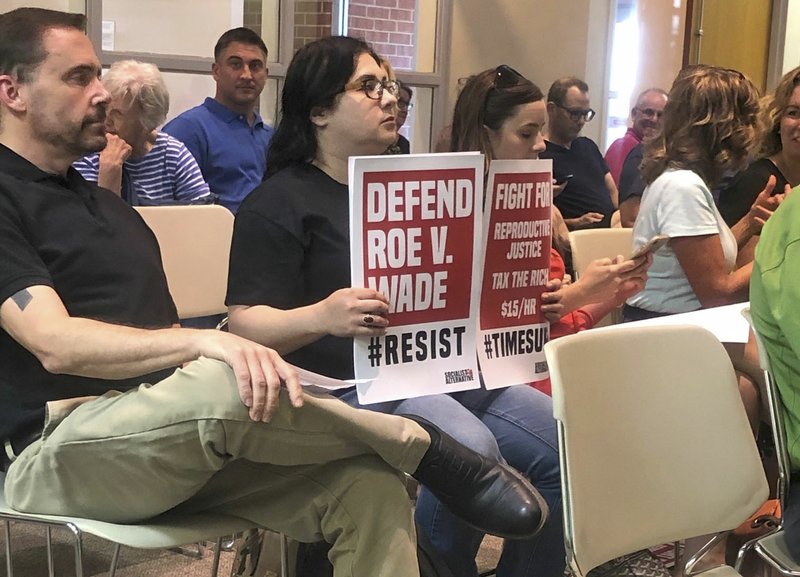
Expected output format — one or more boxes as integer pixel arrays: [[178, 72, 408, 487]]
[[164, 27, 273, 215], [541, 77, 616, 229], [605, 88, 668, 186]]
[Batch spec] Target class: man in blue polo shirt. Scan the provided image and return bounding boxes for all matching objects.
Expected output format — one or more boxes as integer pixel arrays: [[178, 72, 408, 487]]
[[164, 27, 272, 213]]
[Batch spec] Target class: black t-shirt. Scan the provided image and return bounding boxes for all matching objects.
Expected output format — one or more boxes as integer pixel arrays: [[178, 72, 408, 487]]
[[0, 144, 178, 439], [540, 137, 614, 226], [397, 135, 410, 154], [717, 158, 789, 227], [227, 163, 354, 380], [618, 143, 645, 204]]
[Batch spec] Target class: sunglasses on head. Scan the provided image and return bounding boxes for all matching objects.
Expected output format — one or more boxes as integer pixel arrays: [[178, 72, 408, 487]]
[[493, 64, 524, 90]]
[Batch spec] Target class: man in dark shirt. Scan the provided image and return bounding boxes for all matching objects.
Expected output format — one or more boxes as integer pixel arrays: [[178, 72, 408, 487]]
[[618, 142, 645, 227], [541, 77, 617, 229], [0, 8, 545, 575]]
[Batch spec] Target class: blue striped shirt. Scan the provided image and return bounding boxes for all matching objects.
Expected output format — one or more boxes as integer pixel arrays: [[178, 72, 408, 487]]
[[73, 132, 213, 206]]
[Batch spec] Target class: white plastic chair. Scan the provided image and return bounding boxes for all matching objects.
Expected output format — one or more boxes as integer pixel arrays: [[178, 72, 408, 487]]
[[568, 228, 633, 280], [568, 228, 633, 326], [545, 324, 769, 577], [135, 205, 234, 319], [739, 308, 800, 575]]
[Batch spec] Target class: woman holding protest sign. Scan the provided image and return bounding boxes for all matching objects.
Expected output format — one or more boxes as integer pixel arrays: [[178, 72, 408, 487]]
[[450, 66, 650, 381], [226, 37, 564, 577]]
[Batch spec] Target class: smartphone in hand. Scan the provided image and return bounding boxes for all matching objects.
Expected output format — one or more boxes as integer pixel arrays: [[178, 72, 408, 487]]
[[630, 234, 670, 261], [555, 174, 574, 185]]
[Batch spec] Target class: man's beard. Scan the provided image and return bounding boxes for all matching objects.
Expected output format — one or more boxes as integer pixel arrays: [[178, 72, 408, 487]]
[[30, 110, 108, 158]]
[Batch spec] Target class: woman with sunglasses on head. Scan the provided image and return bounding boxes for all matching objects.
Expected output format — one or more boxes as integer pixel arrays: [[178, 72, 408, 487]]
[[451, 66, 649, 357], [227, 39, 564, 577], [624, 65, 785, 323]]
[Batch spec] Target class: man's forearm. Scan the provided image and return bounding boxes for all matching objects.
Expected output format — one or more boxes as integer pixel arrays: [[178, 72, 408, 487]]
[[21, 316, 201, 379]]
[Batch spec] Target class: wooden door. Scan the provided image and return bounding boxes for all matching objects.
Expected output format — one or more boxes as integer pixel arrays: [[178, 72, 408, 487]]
[[685, 0, 773, 92]]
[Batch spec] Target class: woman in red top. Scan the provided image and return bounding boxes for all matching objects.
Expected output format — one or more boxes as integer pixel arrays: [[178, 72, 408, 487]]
[[449, 66, 650, 393]]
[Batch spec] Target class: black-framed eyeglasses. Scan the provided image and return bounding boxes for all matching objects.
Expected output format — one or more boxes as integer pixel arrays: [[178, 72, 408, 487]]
[[346, 77, 401, 101], [554, 102, 595, 122], [633, 107, 663, 119]]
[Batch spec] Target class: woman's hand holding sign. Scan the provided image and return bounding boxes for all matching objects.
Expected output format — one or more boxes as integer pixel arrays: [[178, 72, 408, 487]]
[[319, 288, 389, 336]]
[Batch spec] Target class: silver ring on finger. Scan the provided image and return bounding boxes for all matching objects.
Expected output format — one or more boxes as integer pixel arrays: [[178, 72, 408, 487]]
[[363, 314, 375, 326]]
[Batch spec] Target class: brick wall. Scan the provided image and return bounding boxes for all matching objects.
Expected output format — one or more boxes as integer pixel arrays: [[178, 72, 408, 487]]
[[347, 0, 416, 70], [243, 0, 262, 33], [241, 1, 416, 69], [295, 1, 333, 51]]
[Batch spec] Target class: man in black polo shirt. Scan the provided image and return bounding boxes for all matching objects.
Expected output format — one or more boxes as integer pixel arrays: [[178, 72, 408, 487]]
[[0, 8, 545, 575], [540, 77, 618, 229]]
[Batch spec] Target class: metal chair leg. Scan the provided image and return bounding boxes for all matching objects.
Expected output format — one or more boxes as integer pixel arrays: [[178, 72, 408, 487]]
[[221, 534, 238, 551], [172, 542, 204, 559], [65, 522, 84, 577], [109, 543, 122, 577], [45, 525, 54, 577], [209, 537, 222, 577], [3, 520, 13, 577], [280, 533, 289, 577]]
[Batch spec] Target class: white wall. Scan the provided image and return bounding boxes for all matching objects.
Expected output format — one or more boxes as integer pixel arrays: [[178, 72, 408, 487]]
[[447, 0, 612, 144], [101, 0, 240, 57], [160, 71, 216, 124], [784, 0, 800, 72]]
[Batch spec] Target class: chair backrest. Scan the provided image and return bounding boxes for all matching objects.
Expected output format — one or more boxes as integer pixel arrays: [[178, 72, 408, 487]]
[[569, 228, 633, 279], [135, 205, 234, 319], [545, 324, 768, 577], [742, 307, 793, 510]]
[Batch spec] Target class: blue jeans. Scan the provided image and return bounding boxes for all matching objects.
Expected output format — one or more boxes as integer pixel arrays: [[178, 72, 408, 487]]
[[340, 384, 565, 577]]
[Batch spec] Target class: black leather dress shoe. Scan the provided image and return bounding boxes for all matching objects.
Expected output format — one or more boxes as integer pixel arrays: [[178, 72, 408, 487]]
[[407, 416, 549, 540]]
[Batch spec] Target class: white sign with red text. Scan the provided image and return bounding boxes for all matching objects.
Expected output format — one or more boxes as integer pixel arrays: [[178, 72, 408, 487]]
[[350, 153, 484, 404], [478, 159, 553, 389]]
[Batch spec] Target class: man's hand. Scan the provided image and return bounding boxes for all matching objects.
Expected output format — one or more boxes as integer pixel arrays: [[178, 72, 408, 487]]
[[565, 212, 605, 229], [97, 134, 133, 194], [195, 330, 304, 422]]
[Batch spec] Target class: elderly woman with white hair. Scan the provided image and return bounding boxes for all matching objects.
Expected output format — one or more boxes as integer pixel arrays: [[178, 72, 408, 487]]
[[74, 59, 212, 205]]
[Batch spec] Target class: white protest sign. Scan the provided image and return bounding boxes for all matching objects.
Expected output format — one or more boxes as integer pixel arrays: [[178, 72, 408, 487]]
[[349, 153, 484, 404], [478, 159, 553, 389]]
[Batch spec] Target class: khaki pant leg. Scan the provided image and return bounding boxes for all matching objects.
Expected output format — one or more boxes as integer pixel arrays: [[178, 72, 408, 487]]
[[5, 357, 429, 523], [172, 457, 419, 577]]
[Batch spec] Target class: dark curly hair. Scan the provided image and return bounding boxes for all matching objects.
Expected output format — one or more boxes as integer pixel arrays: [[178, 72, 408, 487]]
[[641, 65, 761, 188]]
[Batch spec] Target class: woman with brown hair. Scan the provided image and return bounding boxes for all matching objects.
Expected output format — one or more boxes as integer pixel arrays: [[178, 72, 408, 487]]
[[624, 65, 783, 321], [451, 66, 648, 344], [717, 65, 800, 229]]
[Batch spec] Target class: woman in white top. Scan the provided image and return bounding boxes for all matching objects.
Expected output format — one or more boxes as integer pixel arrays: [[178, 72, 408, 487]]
[[624, 65, 784, 321]]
